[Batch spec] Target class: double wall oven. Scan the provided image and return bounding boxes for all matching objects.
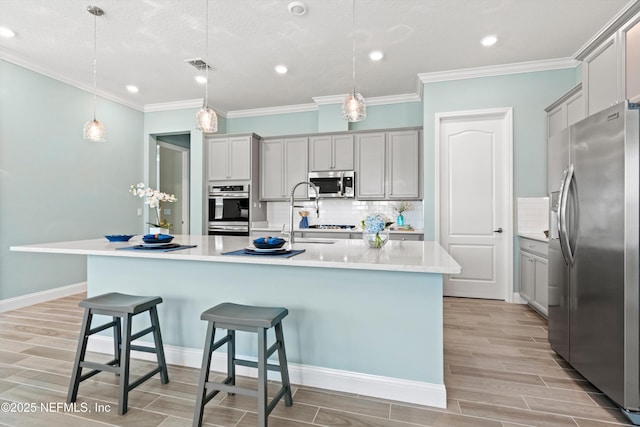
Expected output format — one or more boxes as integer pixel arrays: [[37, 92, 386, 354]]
[[208, 184, 250, 236]]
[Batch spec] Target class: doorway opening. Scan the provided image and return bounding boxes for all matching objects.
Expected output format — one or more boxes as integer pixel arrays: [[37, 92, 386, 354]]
[[154, 133, 190, 234]]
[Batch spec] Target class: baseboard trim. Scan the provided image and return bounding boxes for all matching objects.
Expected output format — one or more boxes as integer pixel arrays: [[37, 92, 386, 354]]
[[87, 336, 446, 408], [513, 292, 528, 304], [0, 282, 87, 313]]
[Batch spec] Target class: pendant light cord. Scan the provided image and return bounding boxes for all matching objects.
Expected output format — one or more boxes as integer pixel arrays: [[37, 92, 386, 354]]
[[204, 0, 209, 108], [92, 9, 97, 121], [351, 0, 356, 92]]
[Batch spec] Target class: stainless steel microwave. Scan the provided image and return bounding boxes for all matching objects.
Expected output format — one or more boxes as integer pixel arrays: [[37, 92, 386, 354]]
[[308, 171, 355, 198]]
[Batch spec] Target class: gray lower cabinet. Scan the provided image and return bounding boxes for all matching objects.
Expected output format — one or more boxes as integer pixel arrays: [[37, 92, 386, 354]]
[[519, 237, 548, 317], [260, 137, 308, 200]]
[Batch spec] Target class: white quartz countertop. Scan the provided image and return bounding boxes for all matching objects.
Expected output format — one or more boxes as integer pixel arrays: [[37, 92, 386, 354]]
[[518, 233, 549, 243], [11, 235, 461, 274]]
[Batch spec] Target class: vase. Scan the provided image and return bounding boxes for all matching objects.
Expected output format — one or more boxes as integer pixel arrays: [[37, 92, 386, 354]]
[[299, 216, 309, 229], [362, 230, 389, 249], [149, 227, 170, 235], [396, 214, 405, 226]]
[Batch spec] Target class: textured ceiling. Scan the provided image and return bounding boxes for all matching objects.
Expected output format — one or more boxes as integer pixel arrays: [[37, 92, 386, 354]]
[[0, 0, 634, 113]]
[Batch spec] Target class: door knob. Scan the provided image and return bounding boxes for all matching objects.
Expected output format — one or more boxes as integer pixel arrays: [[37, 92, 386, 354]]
[[493, 227, 503, 233]]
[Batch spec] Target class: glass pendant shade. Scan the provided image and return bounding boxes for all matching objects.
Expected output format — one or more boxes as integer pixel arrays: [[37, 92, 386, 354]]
[[342, 90, 366, 122], [83, 119, 106, 142], [196, 105, 218, 133]]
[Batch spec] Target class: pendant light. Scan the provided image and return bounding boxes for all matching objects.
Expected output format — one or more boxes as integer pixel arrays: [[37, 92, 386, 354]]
[[83, 5, 106, 142], [342, 0, 366, 122], [195, 0, 218, 133]]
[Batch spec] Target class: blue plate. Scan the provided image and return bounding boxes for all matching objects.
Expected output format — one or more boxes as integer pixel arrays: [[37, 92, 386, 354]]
[[253, 236, 285, 249], [105, 234, 135, 242], [142, 233, 174, 244]]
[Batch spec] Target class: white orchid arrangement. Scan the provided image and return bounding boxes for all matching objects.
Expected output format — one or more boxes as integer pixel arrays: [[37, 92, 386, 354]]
[[130, 183, 177, 230], [393, 201, 413, 215]]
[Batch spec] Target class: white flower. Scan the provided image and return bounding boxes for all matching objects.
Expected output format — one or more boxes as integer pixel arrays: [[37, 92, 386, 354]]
[[130, 183, 177, 229]]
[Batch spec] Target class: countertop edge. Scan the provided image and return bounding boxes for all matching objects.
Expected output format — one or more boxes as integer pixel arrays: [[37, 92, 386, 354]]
[[518, 233, 549, 243]]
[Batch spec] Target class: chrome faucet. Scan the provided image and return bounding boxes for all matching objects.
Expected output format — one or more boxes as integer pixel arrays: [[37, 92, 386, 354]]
[[289, 181, 320, 244]]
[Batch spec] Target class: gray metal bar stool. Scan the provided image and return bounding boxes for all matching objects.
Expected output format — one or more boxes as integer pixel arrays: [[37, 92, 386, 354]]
[[67, 292, 169, 415], [193, 303, 293, 427]]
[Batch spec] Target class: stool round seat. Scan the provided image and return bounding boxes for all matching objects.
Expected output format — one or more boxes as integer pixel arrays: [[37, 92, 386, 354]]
[[201, 303, 288, 329], [80, 292, 163, 314]]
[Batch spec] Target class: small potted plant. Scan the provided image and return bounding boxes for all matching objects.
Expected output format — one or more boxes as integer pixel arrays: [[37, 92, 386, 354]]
[[130, 183, 177, 234]]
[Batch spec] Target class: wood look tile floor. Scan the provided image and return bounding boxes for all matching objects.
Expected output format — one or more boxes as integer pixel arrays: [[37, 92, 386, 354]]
[[0, 293, 634, 426]]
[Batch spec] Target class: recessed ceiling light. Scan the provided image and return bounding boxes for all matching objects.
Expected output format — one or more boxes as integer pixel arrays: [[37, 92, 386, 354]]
[[369, 50, 384, 61], [125, 85, 139, 93], [275, 64, 288, 74], [481, 35, 498, 47], [288, 1, 307, 16], [194, 75, 207, 84], [0, 27, 15, 38]]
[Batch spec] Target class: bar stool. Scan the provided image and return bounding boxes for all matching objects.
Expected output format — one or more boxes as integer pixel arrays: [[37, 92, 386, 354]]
[[193, 303, 293, 427], [67, 292, 169, 415]]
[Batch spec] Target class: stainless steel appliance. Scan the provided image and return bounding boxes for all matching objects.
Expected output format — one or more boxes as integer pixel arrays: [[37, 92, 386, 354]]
[[308, 171, 354, 198], [208, 184, 250, 236], [548, 101, 640, 423]]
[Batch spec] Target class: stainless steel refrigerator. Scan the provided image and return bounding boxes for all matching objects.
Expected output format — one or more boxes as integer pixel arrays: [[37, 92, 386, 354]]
[[548, 100, 640, 422]]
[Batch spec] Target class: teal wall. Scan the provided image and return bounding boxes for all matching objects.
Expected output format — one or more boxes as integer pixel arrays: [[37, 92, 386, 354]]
[[0, 60, 143, 299], [421, 69, 577, 239], [350, 101, 423, 131], [225, 110, 318, 136]]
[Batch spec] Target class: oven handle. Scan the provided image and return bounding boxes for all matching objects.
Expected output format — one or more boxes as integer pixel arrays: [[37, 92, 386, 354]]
[[209, 226, 249, 231], [209, 193, 249, 198]]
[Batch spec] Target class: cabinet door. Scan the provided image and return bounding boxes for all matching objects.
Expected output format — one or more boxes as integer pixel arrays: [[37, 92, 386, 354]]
[[585, 36, 619, 115], [207, 138, 229, 181], [228, 136, 251, 180], [309, 136, 333, 171], [387, 130, 420, 199], [333, 134, 355, 170], [566, 92, 585, 127], [547, 105, 565, 138], [284, 137, 309, 199], [260, 139, 284, 200], [519, 252, 534, 302], [626, 18, 640, 102], [355, 133, 386, 199], [534, 257, 549, 316]]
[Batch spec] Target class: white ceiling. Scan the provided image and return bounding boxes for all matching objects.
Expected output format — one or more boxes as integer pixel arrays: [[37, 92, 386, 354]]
[[0, 0, 635, 114]]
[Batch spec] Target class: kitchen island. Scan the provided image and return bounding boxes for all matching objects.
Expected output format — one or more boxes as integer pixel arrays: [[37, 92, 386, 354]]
[[11, 235, 460, 408]]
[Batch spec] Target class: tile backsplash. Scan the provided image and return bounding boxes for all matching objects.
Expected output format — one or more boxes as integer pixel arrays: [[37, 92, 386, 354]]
[[266, 199, 424, 229], [517, 197, 549, 233]]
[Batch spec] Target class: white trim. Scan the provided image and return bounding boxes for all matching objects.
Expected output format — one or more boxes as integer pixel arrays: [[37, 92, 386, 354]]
[[144, 99, 208, 113], [0, 50, 143, 112], [87, 336, 446, 408], [313, 93, 422, 107], [513, 293, 528, 304], [0, 282, 87, 313], [435, 107, 514, 302], [226, 103, 318, 118], [419, 58, 578, 84], [312, 95, 345, 105]]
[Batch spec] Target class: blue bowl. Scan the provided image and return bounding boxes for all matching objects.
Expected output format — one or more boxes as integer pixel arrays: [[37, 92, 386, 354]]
[[253, 236, 286, 249], [142, 233, 174, 244], [105, 234, 135, 242]]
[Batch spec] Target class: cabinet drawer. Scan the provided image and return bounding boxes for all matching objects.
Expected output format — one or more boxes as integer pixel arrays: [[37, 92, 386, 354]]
[[519, 237, 548, 258]]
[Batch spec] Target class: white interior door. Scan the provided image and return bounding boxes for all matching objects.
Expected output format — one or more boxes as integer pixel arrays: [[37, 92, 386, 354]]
[[158, 141, 190, 234], [437, 109, 513, 300]]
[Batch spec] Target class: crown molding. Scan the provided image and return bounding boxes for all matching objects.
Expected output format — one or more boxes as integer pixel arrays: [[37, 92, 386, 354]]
[[226, 103, 318, 118], [312, 95, 345, 105], [143, 99, 204, 113], [418, 58, 579, 84], [0, 50, 144, 112], [366, 93, 421, 106]]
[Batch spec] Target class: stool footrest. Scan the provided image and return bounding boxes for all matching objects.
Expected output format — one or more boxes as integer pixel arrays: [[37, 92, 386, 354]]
[[80, 360, 120, 375], [88, 321, 117, 336], [131, 325, 154, 341], [211, 335, 231, 352], [130, 344, 158, 354], [129, 367, 163, 391], [268, 386, 290, 414], [205, 381, 258, 398], [235, 358, 283, 373]]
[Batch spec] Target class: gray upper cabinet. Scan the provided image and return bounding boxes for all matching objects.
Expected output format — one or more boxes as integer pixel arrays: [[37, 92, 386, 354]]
[[355, 132, 386, 199], [624, 15, 640, 102], [260, 137, 308, 201], [309, 134, 354, 171], [545, 84, 584, 138], [387, 130, 421, 199], [355, 129, 422, 200], [584, 35, 619, 116], [207, 135, 253, 181]]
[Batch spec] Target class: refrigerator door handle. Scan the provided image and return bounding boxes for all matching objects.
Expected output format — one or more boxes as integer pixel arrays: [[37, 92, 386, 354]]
[[559, 164, 576, 266]]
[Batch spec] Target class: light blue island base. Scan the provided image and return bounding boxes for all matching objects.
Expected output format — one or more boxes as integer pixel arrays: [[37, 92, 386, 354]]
[[86, 255, 446, 408]]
